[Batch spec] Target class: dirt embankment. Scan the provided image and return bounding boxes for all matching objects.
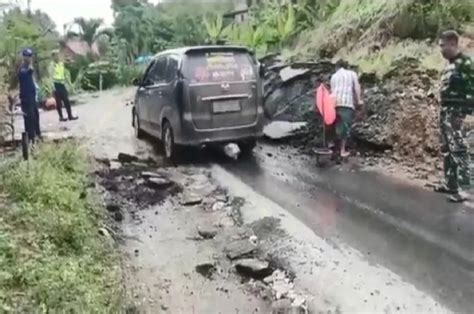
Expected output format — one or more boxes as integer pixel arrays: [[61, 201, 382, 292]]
[[263, 55, 442, 180]]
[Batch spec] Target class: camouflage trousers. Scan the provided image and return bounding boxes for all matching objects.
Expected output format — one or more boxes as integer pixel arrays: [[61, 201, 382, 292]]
[[440, 107, 471, 192]]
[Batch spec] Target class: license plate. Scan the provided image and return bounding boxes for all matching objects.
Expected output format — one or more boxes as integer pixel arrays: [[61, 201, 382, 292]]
[[212, 100, 240, 113]]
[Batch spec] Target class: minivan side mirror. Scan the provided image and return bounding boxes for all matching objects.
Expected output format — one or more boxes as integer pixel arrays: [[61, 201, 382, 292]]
[[176, 69, 184, 81], [132, 78, 141, 86]]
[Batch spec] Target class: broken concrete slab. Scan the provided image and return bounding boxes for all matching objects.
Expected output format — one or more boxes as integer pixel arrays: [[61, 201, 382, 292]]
[[141, 171, 165, 179], [210, 201, 226, 212], [224, 239, 257, 260], [263, 269, 287, 284], [117, 152, 139, 163], [198, 226, 219, 239], [234, 258, 271, 278], [279, 66, 310, 83], [110, 161, 122, 170], [181, 193, 203, 206], [146, 177, 174, 189], [195, 262, 217, 279], [264, 121, 307, 140]]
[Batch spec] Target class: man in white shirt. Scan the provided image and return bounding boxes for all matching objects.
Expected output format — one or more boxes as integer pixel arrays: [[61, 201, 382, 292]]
[[330, 60, 363, 160]]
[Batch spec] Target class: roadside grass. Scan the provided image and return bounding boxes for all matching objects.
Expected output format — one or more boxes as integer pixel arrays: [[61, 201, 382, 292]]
[[0, 142, 122, 312], [339, 39, 445, 77]]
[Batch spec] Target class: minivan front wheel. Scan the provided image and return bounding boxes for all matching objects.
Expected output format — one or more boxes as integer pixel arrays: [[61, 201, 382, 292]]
[[162, 121, 177, 161], [133, 110, 145, 139]]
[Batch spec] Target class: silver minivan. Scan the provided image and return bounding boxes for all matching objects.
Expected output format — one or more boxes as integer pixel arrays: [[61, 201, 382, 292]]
[[132, 46, 265, 160]]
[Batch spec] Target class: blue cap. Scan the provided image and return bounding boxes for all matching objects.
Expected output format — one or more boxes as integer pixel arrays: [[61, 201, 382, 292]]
[[22, 48, 33, 57]]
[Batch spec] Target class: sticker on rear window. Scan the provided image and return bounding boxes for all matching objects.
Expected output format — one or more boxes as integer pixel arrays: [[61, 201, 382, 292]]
[[188, 52, 255, 83]]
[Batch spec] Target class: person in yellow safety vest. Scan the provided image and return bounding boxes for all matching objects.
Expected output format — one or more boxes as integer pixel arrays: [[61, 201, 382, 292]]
[[49, 50, 78, 121]]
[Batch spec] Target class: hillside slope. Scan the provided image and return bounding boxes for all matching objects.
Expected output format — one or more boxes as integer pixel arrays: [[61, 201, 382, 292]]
[[273, 0, 474, 179]]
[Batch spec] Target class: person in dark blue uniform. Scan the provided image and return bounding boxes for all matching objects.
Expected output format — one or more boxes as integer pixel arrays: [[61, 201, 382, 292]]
[[18, 48, 40, 143]]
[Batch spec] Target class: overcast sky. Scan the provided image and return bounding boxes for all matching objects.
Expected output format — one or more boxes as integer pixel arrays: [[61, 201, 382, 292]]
[[25, 0, 159, 32]]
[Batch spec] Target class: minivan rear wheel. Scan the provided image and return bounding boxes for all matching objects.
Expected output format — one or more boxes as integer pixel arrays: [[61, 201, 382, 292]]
[[240, 139, 257, 157], [162, 121, 177, 161]]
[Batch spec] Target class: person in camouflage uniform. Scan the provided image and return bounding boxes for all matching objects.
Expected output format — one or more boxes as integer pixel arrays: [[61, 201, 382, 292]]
[[435, 30, 474, 202]]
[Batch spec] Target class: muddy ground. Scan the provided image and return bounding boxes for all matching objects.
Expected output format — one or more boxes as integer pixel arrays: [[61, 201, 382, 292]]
[[19, 88, 474, 314]]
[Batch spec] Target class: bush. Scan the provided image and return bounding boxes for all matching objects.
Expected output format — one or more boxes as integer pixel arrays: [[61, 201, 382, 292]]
[[392, 1, 474, 40], [0, 142, 122, 312], [293, 0, 474, 60]]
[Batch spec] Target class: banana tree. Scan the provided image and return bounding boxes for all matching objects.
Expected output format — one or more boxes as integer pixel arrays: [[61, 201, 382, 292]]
[[203, 14, 224, 44], [276, 4, 296, 48], [223, 22, 275, 55]]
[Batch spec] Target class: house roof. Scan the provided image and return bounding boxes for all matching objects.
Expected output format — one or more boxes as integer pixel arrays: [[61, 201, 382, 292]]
[[223, 8, 249, 18], [63, 38, 99, 56]]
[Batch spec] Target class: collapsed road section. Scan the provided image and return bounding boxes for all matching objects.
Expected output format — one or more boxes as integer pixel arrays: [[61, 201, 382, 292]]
[[94, 153, 308, 313]]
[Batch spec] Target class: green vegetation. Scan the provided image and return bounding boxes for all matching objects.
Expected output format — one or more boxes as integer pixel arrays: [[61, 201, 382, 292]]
[[292, 0, 474, 74], [0, 142, 122, 312]]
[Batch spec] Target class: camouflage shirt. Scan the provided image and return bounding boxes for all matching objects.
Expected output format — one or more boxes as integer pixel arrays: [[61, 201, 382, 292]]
[[440, 53, 474, 110]]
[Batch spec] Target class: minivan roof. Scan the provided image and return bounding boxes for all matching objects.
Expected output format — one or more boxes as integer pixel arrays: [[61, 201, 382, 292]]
[[153, 45, 253, 58]]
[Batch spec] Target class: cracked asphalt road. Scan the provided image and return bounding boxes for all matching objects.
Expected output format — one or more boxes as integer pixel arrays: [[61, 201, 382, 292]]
[[25, 88, 474, 313]]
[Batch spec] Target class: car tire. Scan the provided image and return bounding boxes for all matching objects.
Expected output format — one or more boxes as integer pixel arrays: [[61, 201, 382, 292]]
[[240, 139, 257, 157], [133, 110, 145, 139], [162, 121, 178, 161]]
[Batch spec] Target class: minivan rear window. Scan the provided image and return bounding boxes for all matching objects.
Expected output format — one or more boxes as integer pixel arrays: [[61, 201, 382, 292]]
[[185, 51, 255, 83]]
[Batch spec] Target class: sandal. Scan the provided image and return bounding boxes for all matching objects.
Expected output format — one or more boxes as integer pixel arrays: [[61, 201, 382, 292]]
[[434, 183, 456, 195], [448, 192, 468, 203]]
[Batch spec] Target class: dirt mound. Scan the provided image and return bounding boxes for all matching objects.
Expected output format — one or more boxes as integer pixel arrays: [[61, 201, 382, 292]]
[[263, 57, 442, 174], [353, 58, 440, 165]]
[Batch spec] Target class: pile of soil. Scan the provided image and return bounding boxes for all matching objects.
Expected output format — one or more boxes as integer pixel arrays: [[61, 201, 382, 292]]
[[263, 57, 442, 177]]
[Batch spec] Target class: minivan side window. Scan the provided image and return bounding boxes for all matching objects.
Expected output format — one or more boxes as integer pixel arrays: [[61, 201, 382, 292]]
[[148, 57, 168, 85], [142, 61, 156, 86], [165, 55, 179, 83]]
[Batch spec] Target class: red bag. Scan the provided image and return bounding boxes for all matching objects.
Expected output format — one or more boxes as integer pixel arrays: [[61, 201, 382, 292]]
[[315, 84, 336, 125]]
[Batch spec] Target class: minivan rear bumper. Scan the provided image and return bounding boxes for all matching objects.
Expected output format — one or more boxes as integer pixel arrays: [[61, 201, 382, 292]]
[[175, 118, 264, 146]]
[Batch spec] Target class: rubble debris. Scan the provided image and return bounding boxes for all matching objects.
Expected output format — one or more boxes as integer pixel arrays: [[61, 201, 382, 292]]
[[141, 171, 165, 179], [210, 201, 226, 212], [263, 269, 287, 285], [145, 177, 174, 189], [117, 152, 139, 163], [96, 162, 180, 209], [197, 225, 219, 239], [271, 299, 306, 314], [279, 67, 310, 83], [195, 262, 217, 279], [95, 157, 111, 167], [264, 121, 307, 140], [181, 193, 203, 206], [234, 258, 272, 279], [225, 239, 257, 260], [106, 203, 120, 212], [114, 211, 124, 222], [110, 161, 122, 170]]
